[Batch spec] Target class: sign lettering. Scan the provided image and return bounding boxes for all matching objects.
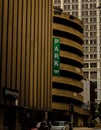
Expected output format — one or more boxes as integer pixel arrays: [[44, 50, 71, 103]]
[[53, 38, 60, 76]]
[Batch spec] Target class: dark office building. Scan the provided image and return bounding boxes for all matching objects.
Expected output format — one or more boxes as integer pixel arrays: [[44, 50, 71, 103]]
[[0, 0, 52, 129]]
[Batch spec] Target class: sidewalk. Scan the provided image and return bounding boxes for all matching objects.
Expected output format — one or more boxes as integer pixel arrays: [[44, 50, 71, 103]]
[[73, 127, 93, 130]]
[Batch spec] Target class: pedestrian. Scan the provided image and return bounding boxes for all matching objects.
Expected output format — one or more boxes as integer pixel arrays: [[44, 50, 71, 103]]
[[46, 120, 52, 130]]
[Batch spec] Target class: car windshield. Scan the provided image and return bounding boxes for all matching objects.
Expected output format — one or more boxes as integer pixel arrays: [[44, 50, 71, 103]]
[[53, 121, 67, 126]]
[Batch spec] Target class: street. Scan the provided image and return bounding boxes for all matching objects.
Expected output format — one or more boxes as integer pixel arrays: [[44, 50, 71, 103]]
[[73, 127, 101, 130], [94, 128, 101, 130]]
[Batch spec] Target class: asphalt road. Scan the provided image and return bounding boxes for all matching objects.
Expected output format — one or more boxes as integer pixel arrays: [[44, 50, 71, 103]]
[[93, 128, 101, 130]]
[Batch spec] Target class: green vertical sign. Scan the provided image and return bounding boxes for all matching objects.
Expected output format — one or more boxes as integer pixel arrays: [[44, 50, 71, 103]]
[[53, 38, 60, 76]]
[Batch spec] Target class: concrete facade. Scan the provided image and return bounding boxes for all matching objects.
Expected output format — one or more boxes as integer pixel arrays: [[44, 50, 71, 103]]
[[52, 9, 90, 126], [53, 0, 101, 104]]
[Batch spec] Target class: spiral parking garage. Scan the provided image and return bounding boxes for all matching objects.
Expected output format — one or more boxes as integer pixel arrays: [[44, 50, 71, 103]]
[[52, 10, 89, 125]]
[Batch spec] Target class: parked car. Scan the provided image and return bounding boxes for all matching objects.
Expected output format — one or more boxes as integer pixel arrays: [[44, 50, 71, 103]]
[[50, 121, 69, 130], [36, 121, 49, 130]]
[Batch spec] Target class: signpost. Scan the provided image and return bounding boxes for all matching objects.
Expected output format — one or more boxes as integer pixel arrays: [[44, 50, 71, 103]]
[[53, 38, 60, 76]]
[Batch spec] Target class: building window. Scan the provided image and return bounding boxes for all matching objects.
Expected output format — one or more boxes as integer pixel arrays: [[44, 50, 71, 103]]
[[90, 47, 97, 52], [94, 47, 97, 51], [85, 25, 89, 30], [93, 4, 96, 8], [90, 10, 96, 15], [94, 54, 97, 59], [90, 11, 93, 15], [90, 32, 93, 37], [90, 47, 93, 52], [90, 54, 97, 59], [84, 47, 88, 52], [71, 0, 78, 2], [93, 17, 96, 23], [90, 63, 97, 68], [90, 71, 97, 79], [54, 0, 57, 4], [90, 18, 96, 23], [82, 11, 84, 15], [54, 0, 61, 4], [90, 40, 93, 45], [85, 40, 88, 44], [90, 3, 96, 9], [90, 25, 97, 30], [90, 39, 97, 45], [90, 32, 96, 38], [72, 11, 78, 16], [85, 11, 88, 15], [81, 4, 88, 9], [84, 72, 89, 79], [93, 11, 96, 15], [84, 54, 89, 59], [85, 4, 88, 9], [94, 39, 97, 45], [94, 25, 97, 30], [72, 4, 78, 9], [90, 54, 93, 59], [64, 5, 70, 10], [84, 32, 88, 38], [64, 0, 70, 3], [84, 63, 89, 68], [90, 4, 93, 9], [82, 4, 84, 9], [94, 32, 96, 37]]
